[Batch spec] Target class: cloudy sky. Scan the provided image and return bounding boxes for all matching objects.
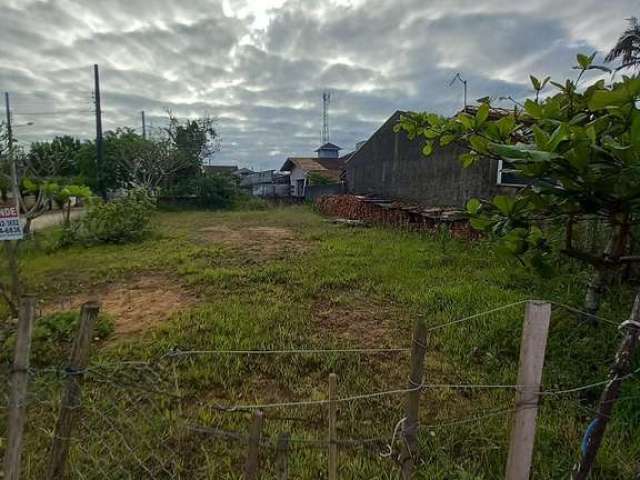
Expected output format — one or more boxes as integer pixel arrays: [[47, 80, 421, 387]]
[[1, 0, 638, 170]]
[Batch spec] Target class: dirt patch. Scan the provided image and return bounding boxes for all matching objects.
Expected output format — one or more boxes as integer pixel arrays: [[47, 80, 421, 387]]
[[44, 275, 196, 337], [312, 297, 403, 348], [199, 225, 305, 256]]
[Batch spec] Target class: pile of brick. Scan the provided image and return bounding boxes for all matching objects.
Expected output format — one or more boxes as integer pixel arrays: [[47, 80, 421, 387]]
[[315, 194, 480, 239]]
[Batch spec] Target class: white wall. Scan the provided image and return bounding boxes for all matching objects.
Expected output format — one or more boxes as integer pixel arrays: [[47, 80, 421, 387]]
[[289, 166, 308, 198]]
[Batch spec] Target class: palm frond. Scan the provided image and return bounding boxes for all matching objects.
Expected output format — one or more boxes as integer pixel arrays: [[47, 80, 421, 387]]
[[605, 17, 640, 69]]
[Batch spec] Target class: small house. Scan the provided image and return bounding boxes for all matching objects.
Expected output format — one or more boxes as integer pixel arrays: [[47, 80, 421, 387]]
[[280, 143, 348, 198]]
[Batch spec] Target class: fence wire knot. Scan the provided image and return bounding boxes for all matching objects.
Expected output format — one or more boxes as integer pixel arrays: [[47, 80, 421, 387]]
[[618, 319, 640, 330], [380, 417, 406, 458]]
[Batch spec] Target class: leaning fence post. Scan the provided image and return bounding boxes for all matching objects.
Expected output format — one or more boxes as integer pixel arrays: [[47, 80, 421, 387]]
[[275, 432, 290, 480], [3, 297, 35, 480], [243, 410, 263, 480], [46, 301, 100, 480], [398, 319, 428, 479], [505, 301, 551, 480], [328, 373, 338, 480], [572, 291, 640, 479]]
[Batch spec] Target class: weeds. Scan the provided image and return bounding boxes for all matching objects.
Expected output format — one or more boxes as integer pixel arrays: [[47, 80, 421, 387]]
[[1, 206, 638, 478]]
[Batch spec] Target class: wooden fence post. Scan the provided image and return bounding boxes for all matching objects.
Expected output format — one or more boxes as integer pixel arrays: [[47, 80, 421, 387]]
[[328, 373, 338, 480], [243, 410, 263, 480], [3, 297, 35, 480], [276, 432, 290, 480], [505, 301, 551, 480], [398, 319, 428, 479], [46, 301, 100, 480], [572, 291, 640, 479]]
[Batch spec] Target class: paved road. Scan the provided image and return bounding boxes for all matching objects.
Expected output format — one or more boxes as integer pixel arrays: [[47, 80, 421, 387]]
[[30, 209, 85, 231]]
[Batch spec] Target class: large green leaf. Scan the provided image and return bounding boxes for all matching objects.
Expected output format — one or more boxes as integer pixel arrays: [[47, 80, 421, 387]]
[[469, 135, 488, 154], [492, 195, 515, 215], [524, 99, 544, 119], [576, 52, 594, 70], [459, 153, 477, 168], [547, 124, 570, 152], [457, 113, 474, 130], [476, 103, 489, 125], [466, 198, 481, 215]]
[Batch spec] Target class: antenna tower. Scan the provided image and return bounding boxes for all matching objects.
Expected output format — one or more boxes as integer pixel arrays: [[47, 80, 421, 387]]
[[322, 91, 331, 143]]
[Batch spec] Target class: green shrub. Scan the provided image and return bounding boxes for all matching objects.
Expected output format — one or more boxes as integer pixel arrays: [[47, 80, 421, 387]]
[[63, 189, 156, 246], [193, 174, 238, 209], [167, 173, 245, 210], [2, 310, 114, 366]]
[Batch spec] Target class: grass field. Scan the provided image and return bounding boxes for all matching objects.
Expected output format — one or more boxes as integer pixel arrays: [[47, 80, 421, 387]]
[[2, 205, 639, 479]]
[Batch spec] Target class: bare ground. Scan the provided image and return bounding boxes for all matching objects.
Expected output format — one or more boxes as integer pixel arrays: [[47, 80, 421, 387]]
[[44, 274, 196, 337], [199, 225, 306, 257], [311, 296, 404, 349]]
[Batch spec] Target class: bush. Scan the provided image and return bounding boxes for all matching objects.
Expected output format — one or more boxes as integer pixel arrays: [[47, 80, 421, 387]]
[[62, 189, 156, 246], [193, 174, 238, 209], [166, 173, 243, 210], [2, 310, 114, 366]]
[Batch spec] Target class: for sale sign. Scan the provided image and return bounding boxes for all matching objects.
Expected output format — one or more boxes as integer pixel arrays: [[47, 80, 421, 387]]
[[0, 207, 23, 240]]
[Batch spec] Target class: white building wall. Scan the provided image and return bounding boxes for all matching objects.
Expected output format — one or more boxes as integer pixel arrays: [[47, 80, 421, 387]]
[[289, 166, 308, 198]]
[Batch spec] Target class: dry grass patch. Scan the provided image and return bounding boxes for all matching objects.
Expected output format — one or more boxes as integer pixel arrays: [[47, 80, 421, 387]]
[[199, 225, 306, 257], [44, 274, 196, 337], [312, 296, 406, 349]]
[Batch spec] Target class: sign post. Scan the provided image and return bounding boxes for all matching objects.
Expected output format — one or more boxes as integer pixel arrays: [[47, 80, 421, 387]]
[[0, 207, 23, 241]]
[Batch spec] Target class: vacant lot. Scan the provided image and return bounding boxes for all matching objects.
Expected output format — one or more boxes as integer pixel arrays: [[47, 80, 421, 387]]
[[4, 206, 639, 478]]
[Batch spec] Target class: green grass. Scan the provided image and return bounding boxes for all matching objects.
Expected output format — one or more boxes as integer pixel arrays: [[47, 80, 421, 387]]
[[2, 205, 638, 479]]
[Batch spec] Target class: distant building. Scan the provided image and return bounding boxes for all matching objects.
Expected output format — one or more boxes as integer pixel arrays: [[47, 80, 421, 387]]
[[345, 110, 524, 208], [280, 143, 348, 198], [203, 165, 238, 176], [232, 168, 254, 179], [240, 170, 290, 198]]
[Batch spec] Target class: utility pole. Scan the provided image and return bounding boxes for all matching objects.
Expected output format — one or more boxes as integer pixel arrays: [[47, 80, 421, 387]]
[[141, 110, 146, 139], [93, 64, 105, 199], [4, 92, 20, 213]]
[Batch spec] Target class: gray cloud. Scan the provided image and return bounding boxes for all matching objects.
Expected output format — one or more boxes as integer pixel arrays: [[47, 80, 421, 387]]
[[1, 0, 637, 170]]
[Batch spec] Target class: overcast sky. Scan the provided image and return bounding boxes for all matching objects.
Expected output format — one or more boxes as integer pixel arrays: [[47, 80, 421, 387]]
[[1, 0, 637, 170]]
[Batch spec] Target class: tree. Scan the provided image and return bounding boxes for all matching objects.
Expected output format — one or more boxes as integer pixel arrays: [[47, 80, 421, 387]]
[[396, 53, 640, 317], [28, 135, 82, 179], [164, 111, 220, 180], [0, 130, 89, 316], [605, 17, 640, 72], [113, 133, 194, 191]]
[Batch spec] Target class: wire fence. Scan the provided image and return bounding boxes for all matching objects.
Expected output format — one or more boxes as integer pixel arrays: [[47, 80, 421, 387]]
[[1, 299, 638, 479]]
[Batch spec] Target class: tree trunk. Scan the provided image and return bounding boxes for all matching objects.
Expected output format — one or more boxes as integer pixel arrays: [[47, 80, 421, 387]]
[[583, 267, 608, 321], [65, 200, 71, 226], [582, 218, 630, 319]]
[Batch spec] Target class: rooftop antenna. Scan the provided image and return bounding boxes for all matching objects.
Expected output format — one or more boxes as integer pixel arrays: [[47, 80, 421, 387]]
[[449, 73, 468, 109], [322, 90, 331, 144]]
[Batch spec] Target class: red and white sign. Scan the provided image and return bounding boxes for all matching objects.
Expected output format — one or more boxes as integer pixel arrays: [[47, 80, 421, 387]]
[[0, 207, 23, 240]]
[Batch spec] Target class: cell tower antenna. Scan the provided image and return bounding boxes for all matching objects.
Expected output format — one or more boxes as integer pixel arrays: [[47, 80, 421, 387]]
[[322, 90, 331, 143], [449, 73, 468, 109]]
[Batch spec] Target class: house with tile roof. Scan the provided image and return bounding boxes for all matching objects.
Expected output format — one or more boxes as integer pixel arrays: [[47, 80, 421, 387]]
[[280, 143, 349, 198]]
